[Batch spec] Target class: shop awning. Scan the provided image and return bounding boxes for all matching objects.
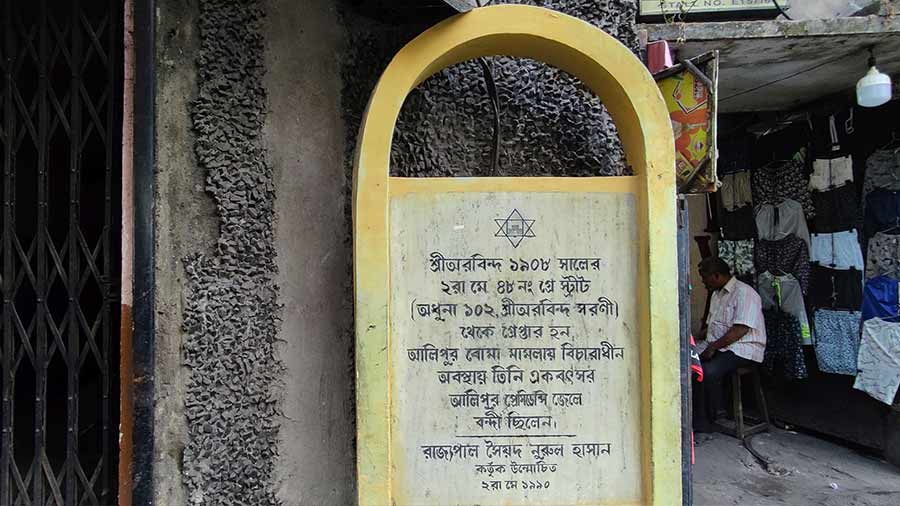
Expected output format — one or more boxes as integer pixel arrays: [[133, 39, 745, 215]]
[[641, 15, 900, 113]]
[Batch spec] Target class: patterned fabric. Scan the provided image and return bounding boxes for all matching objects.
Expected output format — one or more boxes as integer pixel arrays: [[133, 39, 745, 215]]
[[861, 276, 900, 323], [718, 205, 756, 240], [755, 199, 810, 249], [809, 265, 863, 310], [810, 229, 864, 271], [752, 159, 814, 218], [810, 156, 854, 191], [758, 272, 810, 344], [811, 184, 859, 233], [755, 236, 810, 294], [863, 148, 900, 199], [854, 318, 900, 405], [763, 308, 808, 380], [702, 277, 767, 363], [718, 239, 754, 277], [720, 171, 753, 211], [867, 232, 900, 280], [813, 309, 861, 376]]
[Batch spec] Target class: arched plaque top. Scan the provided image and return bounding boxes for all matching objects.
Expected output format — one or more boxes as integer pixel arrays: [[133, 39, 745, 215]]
[[354, 4, 675, 183]]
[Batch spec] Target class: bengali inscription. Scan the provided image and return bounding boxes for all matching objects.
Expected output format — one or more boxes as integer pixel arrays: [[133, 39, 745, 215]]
[[390, 193, 642, 505]]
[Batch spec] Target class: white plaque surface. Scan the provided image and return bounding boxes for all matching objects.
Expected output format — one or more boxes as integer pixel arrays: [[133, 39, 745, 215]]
[[389, 192, 643, 505]]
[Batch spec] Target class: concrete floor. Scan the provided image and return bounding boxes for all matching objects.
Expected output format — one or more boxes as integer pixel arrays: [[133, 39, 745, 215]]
[[693, 429, 900, 505]]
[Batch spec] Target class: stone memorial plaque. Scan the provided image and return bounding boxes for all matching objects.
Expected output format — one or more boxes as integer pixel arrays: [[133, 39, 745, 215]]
[[352, 6, 682, 506], [389, 192, 642, 505]]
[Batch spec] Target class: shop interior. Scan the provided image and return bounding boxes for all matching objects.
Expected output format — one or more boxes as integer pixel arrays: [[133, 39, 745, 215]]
[[696, 98, 900, 449]]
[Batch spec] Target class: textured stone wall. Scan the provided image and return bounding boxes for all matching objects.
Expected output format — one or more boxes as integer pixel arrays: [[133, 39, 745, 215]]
[[342, 0, 639, 179], [180, 1, 282, 504], [158, 1, 639, 504]]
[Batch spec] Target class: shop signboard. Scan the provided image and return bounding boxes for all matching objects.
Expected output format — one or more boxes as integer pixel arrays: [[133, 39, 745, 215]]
[[353, 5, 681, 506], [655, 52, 720, 194], [640, 0, 790, 17]]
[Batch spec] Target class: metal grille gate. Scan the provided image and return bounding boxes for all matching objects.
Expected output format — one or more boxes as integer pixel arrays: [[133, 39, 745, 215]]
[[1, 0, 122, 504]]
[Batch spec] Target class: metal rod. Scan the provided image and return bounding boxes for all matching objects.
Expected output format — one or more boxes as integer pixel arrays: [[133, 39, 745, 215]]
[[101, 0, 119, 500], [66, 0, 84, 502], [476, 57, 500, 176], [677, 196, 693, 506], [130, 0, 156, 501], [33, 0, 49, 502], [2, 0, 17, 501], [678, 58, 713, 91]]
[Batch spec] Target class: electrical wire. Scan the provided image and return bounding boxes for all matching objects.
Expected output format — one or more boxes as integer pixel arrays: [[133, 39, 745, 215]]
[[772, 0, 792, 20], [742, 433, 774, 470], [720, 50, 858, 103], [476, 57, 502, 176]]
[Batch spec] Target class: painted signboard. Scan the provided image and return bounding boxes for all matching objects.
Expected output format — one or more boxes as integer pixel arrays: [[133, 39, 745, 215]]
[[353, 5, 681, 505], [655, 52, 719, 194], [640, 0, 789, 16]]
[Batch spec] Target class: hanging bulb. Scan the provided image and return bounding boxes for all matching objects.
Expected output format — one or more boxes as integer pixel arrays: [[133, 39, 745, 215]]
[[857, 48, 892, 108]]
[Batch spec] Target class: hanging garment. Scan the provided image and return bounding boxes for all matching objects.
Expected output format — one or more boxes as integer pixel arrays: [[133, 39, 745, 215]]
[[812, 108, 854, 157], [809, 229, 864, 271], [763, 308, 808, 380], [811, 184, 859, 233], [861, 276, 900, 322], [866, 232, 900, 280], [813, 309, 861, 376], [718, 239, 754, 277], [752, 159, 815, 218], [758, 271, 811, 344], [809, 265, 863, 310], [755, 199, 810, 249], [719, 171, 753, 211], [863, 148, 900, 198], [718, 205, 756, 240], [863, 189, 900, 240], [810, 155, 854, 191], [755, 236, 810, 294], [854, 317, 900, 405]]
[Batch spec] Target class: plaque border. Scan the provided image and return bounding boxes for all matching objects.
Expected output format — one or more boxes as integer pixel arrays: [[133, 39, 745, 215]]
[[352, 5, 680, 505]]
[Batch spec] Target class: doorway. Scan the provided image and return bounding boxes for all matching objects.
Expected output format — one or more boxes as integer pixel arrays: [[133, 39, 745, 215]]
[[1, 0, 123, 504]]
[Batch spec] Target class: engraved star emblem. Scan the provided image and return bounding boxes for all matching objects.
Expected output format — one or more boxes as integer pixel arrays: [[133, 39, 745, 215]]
[[495, 209, 536, 248]]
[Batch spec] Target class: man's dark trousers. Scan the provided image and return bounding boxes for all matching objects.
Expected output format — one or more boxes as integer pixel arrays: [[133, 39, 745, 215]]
[[692, 350, 754, 431]]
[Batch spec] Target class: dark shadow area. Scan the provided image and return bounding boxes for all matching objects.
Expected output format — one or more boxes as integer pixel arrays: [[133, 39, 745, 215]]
[[1, 0, 122, 504]]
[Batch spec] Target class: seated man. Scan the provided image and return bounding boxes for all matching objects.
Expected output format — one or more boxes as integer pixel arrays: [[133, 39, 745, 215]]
[[694, 257, 767, 432]]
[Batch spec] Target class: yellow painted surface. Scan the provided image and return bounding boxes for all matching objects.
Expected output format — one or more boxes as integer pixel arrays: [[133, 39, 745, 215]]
[[353, 5, 679, 505]]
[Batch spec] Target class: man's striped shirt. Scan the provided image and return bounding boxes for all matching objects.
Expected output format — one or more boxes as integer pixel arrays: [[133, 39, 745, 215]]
[[702, 276, 767, 363]]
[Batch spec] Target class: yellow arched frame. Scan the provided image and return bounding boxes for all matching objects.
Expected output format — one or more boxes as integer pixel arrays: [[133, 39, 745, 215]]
[[353, 5, 680, 506]]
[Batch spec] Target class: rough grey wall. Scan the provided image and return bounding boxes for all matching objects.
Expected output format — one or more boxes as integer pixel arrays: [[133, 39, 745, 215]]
[[154, 1, 208, 504], [180, 0, 282, 504], [265, 0, 356, 504], [787, 0, 870, 18], [153, 1, 640, 504]]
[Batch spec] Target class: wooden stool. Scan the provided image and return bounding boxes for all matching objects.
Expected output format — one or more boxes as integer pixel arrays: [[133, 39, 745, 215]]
[[719, 366, 770, 440]]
